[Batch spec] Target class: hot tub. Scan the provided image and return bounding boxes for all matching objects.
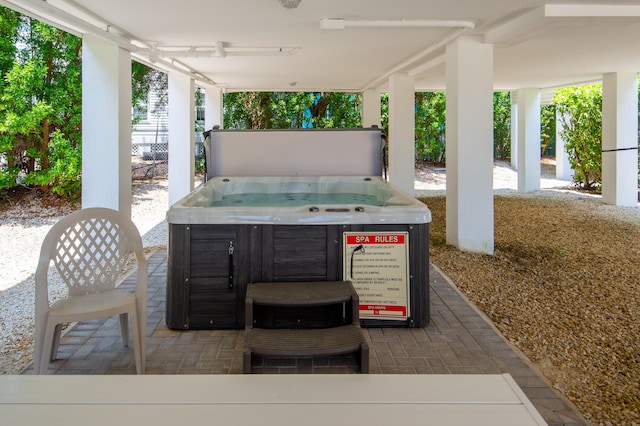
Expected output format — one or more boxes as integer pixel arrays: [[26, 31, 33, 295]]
[[166, 175, 432, 330]]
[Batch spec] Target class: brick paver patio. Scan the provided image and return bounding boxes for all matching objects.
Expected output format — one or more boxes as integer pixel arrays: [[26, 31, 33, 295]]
[[22, 249, 588, 426]]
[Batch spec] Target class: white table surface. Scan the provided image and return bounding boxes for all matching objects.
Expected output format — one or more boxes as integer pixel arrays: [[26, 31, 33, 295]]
[[0, 373, 547, 425]]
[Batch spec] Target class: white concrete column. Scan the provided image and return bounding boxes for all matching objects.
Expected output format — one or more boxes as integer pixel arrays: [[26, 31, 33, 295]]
[[81, 34, 132, 217], [510, 91, 518, 169], [168, 72, 195, 206], [445, 36, 494, 254], [517, 88, 541, 192], [388, 73, 415, 194], [602, 72, 639, 206], [362, 88, 381, 128], [555, 111, 573, 181], [204, 85, 223, 129]]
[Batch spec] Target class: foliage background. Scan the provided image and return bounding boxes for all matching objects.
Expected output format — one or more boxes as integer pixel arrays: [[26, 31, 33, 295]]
[[0, 8, 82, 197], [554, 84, 603, 190], [0, 7, 164, 199], [1, 5, 637, 199]]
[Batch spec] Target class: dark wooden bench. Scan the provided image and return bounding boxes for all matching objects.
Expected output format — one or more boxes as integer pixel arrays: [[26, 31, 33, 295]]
[[243, 281, 369, 373]]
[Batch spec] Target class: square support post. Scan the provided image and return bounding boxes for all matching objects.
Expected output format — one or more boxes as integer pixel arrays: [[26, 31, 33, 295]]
[[388, 73, 415, 194], [168, 72, 195, 207], [81, 34, 132, 216], [602, 72, 639, 206], [517, 88, 541, 193], [362, 88, 381, 129], [445, 36, 494, 254], [204, 85, 223, 130]]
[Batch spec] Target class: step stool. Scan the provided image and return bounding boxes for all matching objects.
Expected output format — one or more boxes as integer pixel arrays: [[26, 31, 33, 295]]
[[243, 281, 369, 373]]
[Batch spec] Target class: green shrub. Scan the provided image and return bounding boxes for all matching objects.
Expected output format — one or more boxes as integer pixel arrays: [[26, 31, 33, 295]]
[[554, 85, 603, 190], [22, 130, 81, 199]]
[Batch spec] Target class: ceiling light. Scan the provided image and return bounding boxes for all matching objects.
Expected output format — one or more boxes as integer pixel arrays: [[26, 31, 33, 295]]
[[280, 0, 301, 9], [319, 18, 475, 30], [319, 18, 346, 30]]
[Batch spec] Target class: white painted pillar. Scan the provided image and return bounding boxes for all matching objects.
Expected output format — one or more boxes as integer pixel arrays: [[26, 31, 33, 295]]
[[204, 85, 223, 129], [602, 72, 639, 206], [517, 88, 541, 192], [81, 34, 132, 217], [445, 36, 494, 254], [555, 112, 573, 181], [510, 91, 518, 169], [362, 88, 381, 128], [168, 72, 195, 206], [388, 74, 415, 194]]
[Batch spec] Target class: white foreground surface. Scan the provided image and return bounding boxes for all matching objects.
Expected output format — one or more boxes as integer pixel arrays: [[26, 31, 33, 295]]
[[0, 374, 546, 425]]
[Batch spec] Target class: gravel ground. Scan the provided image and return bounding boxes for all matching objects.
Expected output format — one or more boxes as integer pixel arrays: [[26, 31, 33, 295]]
[[419, 161, 640, 425], [425, 194, 640, 426], [0, 179, 170, 375], [1, 164, 639, 424]]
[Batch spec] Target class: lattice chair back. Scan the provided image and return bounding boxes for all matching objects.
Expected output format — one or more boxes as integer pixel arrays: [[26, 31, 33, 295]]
[[53, 212, 138, 296], [34, 207, 148, 374]]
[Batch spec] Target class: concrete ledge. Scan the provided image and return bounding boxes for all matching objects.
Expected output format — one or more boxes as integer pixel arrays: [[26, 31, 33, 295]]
[[0, 374, 545, 426]]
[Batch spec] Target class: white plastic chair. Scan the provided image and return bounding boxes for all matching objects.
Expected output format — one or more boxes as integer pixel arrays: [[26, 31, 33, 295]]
[[34, 207, 148, 374]]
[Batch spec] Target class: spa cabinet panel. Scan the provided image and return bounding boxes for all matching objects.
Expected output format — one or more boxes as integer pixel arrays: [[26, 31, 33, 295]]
[[166, 223, 429, 330]]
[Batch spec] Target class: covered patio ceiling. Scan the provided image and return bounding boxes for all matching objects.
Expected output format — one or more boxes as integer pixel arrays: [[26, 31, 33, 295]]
[[4, 0, 640, 92]]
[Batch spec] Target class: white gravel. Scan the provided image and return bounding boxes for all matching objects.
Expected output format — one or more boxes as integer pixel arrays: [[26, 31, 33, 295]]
[[0, 178, 171, 374], [0, 165, 637, 375]]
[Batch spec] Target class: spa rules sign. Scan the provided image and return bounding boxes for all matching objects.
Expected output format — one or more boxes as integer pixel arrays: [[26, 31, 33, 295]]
[[343, 232, 410, 321]]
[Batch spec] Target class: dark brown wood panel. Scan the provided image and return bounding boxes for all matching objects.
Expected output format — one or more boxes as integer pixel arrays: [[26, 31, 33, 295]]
[[272, 225, 327, 280], [167, 222, 429, 330]]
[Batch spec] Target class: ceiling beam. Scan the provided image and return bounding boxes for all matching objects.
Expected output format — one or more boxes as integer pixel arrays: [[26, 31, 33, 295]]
[[544, 4, 640, 17], [483, 6, 546, 45]]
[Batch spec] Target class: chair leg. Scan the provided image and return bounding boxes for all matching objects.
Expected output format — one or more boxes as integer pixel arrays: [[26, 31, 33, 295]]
[[33, 314, 47, 374], [129, 307, 144, 374], [50, 323, 62, 361], [119, 313, 130, 347], [38, 322, 58, 374], [135, 288, 147, 374]]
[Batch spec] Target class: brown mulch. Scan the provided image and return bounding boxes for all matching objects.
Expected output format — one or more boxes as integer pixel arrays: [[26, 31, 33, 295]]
[[132, 160, 168, 180], [421, 194, 640, 425], [0, 186, 79, 219]]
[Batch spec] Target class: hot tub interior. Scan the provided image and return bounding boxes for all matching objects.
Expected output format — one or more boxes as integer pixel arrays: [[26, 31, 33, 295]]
[[190, 177, 390, 207], [167, 176, 430, 225]]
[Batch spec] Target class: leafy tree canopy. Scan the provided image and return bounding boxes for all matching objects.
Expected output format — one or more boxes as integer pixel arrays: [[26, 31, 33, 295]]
[[0, 6, 165, 199], [223, 92, 362, 129], [0, 9, 82, 197]]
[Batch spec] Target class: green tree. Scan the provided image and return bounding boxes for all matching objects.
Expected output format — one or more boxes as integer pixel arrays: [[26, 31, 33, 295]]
[[493, 91, 511, 160], [0, 13, 82, 197], [540, 104, 556, 156], [554, 84, 602, 189], [224, 92, 273, 129], [223, 92, 362, 129], [0, 7, 20, 89], [309, 92, 362, 128], [269, 92, 314, 128], [0, 7, 171, 199], [415, 92, 446, 163]]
